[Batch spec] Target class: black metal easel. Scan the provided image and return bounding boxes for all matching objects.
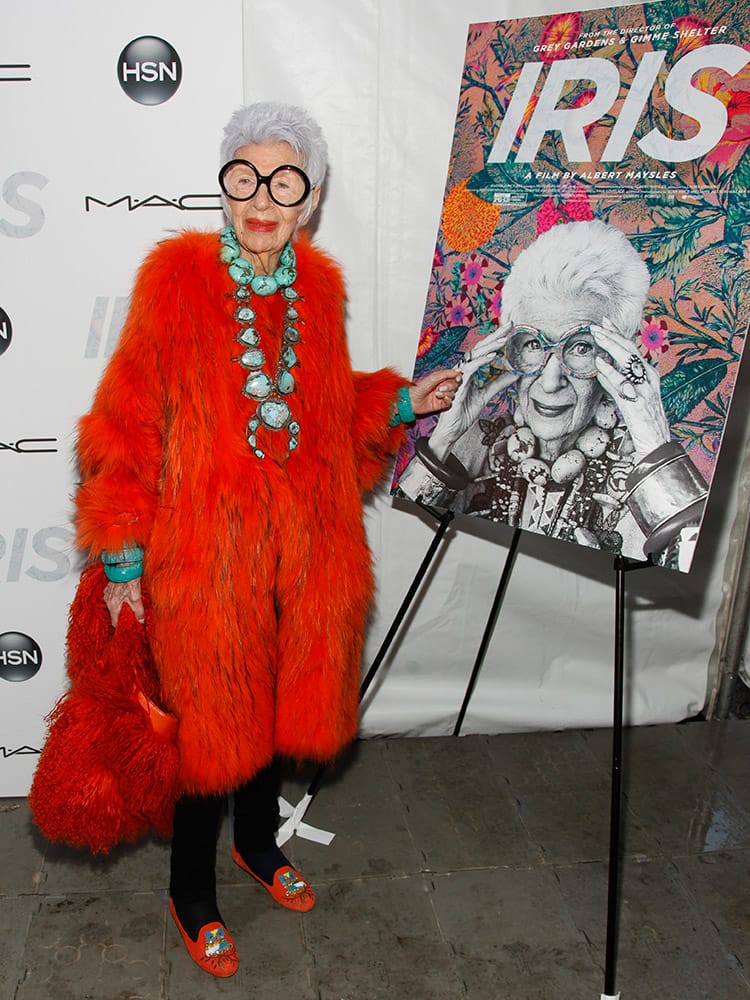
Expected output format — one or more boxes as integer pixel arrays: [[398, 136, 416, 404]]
[[295, 510, 652, 999], [304, 505, 523, 801], [305, 502, 455, 802]]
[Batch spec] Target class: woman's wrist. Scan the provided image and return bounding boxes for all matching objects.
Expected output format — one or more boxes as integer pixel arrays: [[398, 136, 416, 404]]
[[424, 428, 455, 463]]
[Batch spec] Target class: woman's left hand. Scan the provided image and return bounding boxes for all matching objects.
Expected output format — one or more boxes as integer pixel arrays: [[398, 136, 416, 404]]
[[409, 369, 463, 416], [593, 318, 670, 460], [103, 577, 145, 628]]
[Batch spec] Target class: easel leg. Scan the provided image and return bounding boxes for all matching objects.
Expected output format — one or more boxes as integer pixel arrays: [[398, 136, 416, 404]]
[[281, 505, 455, 837], [602, 554, 651, 1000], [359, 504, 455, 700], [453, 527, 522, 737]]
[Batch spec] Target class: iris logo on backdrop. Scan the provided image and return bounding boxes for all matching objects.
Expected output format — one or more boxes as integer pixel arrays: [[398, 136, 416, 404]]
[[0, 172, 47, 238], [118, 36, 182, 105], [0, 526, 79, 582], [84, 296, 129, 359], [0, 632, 42, 682]]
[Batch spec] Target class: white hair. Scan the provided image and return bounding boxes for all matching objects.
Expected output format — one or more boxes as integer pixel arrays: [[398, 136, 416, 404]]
[[220, 102, 327, 225], [501, 220, 650, 337]]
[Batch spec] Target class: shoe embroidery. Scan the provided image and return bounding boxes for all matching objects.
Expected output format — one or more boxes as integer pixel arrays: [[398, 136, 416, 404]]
[[204, 926, 233, 957], [278, 868, 307, 896]]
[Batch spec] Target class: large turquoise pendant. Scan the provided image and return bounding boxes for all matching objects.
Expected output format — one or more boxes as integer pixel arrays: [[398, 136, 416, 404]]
[[258, 398, 291, 430]]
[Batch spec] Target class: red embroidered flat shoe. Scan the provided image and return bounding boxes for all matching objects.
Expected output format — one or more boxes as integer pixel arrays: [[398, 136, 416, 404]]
[[169, 898, 239, 977], [231, 845, 316, 912]]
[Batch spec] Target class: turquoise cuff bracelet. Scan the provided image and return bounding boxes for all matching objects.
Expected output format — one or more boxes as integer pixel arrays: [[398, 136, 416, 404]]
[[103, 560, 143, 583], [101, 545, 144, 565], [390, 386, 416, 426], [101, 545, 144, 582]]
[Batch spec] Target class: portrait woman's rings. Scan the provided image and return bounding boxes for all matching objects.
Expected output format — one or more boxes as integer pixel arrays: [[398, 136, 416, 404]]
[[618, 380, 639, 401], [621, 354, 647, 384]]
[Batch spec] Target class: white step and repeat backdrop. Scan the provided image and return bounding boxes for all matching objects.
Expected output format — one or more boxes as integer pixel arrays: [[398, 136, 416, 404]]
[[1, 1, 242, 794], [1, 0, 745, 795]]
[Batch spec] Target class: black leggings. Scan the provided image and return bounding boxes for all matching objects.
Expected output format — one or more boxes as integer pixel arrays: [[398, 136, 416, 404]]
[[169, 758, 281, 903]]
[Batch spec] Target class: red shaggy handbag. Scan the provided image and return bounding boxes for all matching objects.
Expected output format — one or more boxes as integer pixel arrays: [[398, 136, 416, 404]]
[[29, 563, 180, 854]]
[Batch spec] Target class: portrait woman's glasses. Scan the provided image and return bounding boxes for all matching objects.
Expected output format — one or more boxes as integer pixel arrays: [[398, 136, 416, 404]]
[[504, 324, 609, 379], [219, 159, 311, 207]]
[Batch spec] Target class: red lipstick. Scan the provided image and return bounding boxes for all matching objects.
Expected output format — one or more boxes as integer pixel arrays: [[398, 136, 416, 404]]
[[244, 218, 276, 233]]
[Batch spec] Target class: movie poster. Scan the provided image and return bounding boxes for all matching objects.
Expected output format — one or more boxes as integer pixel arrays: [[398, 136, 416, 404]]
[[392, 0, 750, 572]]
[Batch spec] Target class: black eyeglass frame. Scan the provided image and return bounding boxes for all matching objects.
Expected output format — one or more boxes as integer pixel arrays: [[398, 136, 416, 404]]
[[218, 159, 312, 207]]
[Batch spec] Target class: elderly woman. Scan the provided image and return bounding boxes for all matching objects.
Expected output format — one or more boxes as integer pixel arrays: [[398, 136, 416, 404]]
[[398, 219, 706, 562], [73, 102, 460, 977]]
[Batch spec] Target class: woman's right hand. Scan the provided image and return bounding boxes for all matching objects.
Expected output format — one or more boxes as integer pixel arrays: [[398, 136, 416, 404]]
[[593, 318, 670, 461], [103, 578, 145, 627], [428, 321, 518, 460]]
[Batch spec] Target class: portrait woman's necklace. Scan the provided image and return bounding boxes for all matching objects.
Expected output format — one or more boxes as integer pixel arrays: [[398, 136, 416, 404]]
[[220, 225, 301, 459]]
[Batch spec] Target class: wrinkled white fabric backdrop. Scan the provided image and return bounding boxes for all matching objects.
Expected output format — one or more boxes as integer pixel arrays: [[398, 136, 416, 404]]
[[241, 0, 749, 737], [1, 0, 746, 797]]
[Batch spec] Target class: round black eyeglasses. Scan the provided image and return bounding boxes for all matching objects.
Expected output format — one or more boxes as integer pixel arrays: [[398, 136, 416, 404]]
[[219, 159, 311, 207]]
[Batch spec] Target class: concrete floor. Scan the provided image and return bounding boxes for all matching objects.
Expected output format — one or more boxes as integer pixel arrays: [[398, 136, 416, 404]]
[[1, 720, 749, 999]]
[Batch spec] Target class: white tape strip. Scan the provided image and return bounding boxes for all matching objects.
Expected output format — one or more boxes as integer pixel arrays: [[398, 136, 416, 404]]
[[275, 793, 336, 847]]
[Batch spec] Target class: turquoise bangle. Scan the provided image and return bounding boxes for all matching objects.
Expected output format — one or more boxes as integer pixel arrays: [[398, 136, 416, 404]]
[[101, 544, 144, 582], [101, 545, 144, 566], [390, 386, 415, 426], [103, 560, 143, 583]]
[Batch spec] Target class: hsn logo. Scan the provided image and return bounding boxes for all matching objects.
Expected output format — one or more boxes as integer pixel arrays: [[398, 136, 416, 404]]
[[117, 36, 182, 106], [0, 632, 42, 682]]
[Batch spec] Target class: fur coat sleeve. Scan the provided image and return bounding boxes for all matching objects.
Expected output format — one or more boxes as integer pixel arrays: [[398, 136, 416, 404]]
[[75, 262, 166, 556], [351, 369, 410, 492]]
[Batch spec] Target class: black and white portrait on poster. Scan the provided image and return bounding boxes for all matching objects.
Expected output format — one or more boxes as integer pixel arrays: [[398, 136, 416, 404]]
[[392, 0, 750, 573]]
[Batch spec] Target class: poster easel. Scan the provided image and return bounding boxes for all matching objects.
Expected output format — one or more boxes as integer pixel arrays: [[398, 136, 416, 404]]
[[285, 505, 648, 999]]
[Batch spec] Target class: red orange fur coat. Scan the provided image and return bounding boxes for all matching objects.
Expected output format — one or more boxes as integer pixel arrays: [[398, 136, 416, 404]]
[[75, 230, 407, 796]]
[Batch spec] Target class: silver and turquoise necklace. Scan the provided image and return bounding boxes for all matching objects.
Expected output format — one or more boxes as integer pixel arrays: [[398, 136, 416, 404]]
[[220, 225, 301, 459]]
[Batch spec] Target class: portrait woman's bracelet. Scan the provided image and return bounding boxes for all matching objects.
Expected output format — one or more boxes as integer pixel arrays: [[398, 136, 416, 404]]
[[414, 437, 471, 491], [625, 441, 707, 555]]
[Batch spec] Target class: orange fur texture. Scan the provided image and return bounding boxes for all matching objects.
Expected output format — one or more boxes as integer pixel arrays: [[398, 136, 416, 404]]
[[29, 564, 180, 853], [75, 231, 407, 796]]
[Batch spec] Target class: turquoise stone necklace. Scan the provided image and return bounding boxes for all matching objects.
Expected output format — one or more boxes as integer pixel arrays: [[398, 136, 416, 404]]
[[220, 226, 301, 459]]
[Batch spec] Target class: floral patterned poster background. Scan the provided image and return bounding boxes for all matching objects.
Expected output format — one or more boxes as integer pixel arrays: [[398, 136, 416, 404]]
[[393, 0, 750, 571]]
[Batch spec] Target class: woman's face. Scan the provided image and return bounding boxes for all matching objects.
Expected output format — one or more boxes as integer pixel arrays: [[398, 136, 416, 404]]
[[227, 141, 319, 273], [511, 296, 605, 459]]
